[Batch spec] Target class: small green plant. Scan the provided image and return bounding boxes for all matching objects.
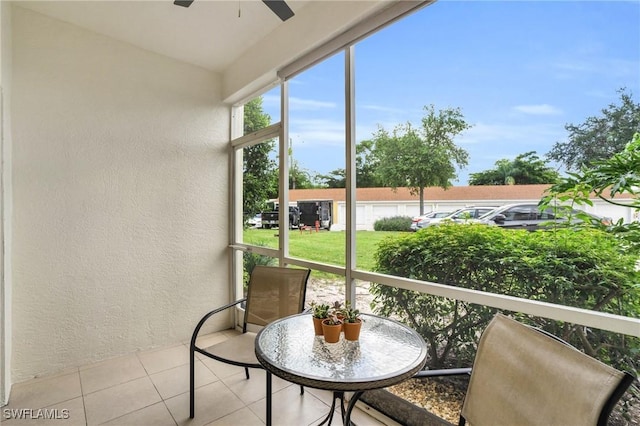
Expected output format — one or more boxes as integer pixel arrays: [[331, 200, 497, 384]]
[[310, 301, 330, 319], [374, 216, 413, 231], [321, 301, 344, 325], [323, 311, 343, 326], [341, 301, 361, 323]]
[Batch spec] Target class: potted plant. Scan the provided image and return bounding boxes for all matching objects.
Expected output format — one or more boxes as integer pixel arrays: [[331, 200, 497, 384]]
[[321, 311, 343, 343], [331, 300, 345, 326], [341, 302, 362, 341], [310, 301, 330, 335]]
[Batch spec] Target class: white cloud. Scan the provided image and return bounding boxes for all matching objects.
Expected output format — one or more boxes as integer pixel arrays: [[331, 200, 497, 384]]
[[262, 94, 280, 108], [290, 118, 345, 146], [551, 57, 640, 79], [459, 121, 564, 147], [289, 97, 337, 110], [262, 95, 336, 111], [513, 104, 563, 115]]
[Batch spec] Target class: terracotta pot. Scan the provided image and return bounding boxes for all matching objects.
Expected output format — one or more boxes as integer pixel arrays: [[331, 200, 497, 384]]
[[312, 316, 324, 335], [343, 319, 362, 341], [321, 320, 342, 343]]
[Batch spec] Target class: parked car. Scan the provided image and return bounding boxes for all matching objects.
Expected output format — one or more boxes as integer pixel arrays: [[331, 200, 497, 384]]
[[247, 213, 261, 228], [414, 206, 498, 230], [477, 203, 612, 231], [410, 211, 452, 231], [261, 206, 301, 229]]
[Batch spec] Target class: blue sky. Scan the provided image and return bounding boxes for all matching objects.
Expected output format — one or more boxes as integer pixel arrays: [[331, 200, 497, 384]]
[[262, 1, 640, 185]]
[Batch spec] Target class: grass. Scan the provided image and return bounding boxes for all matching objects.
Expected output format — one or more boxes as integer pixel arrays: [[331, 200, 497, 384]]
[[242, 228, 406, 271]]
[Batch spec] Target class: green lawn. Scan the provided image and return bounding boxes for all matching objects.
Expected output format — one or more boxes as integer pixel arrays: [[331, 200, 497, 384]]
[[242, 229, 406, 271]]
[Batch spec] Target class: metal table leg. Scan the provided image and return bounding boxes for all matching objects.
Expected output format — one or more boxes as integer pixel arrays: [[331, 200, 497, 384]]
[[266, 371, 272, 426], [344, 391, 364, 426], [316, 391, 362, 426], [316, 391, 343, 426]]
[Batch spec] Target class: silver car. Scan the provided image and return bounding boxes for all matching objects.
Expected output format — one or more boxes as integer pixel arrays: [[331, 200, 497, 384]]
[[410, 211, 452, 231], [478, 203, 612, 231], [415, 206, 498, 230]]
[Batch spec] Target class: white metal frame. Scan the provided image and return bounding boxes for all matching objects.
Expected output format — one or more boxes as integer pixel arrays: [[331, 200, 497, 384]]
[[229, 8, 640, 339]]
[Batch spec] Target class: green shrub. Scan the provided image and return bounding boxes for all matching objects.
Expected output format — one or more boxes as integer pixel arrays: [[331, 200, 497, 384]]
[[243, 249, 276, 290], [370, 223, 640, 373], [373, 216, 412, 231]]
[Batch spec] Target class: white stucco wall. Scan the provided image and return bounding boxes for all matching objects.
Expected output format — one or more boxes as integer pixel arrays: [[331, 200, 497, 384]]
[[334, 199, 636, 231], [1, 0, 13, 406], [11, 7, 230, 382]]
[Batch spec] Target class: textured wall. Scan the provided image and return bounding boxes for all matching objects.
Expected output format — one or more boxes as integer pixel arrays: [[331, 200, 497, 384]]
[[11, 7, 230, 382], [1, 0, 14, 405]]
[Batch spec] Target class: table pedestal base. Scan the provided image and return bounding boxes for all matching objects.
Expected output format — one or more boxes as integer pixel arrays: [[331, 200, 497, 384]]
[[317, 390, 364, 426]]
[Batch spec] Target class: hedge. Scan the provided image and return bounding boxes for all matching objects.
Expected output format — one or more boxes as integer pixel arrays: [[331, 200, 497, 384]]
[[370, 223, 640, 374]]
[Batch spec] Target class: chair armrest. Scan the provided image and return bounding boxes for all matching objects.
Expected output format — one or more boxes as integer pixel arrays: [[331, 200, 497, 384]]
[[190, 298, 247, 351], [414, 367, 472, 378]]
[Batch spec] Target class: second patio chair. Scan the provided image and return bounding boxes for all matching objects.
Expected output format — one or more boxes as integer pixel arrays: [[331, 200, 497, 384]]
[[189, 265, 311, 418], [415, 313, 636, 426]]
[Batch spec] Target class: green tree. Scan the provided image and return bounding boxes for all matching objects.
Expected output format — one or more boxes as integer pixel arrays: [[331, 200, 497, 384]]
[[317, 169, 346, 188], [317, 140, 382, 188], [541, 132, 640, 251], [547, 88, 640, 170], [469, 151, 560, 185], [289, 159, 315, 189], [243, 98, 277, 220], [355, 139, 382, 187], [372, 105, 470, 214]]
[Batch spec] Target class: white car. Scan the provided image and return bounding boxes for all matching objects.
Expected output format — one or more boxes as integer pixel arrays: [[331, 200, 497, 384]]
[[247, 214, 262, 228], [409, 211, 452, 231], [415, 206, 498, 230]]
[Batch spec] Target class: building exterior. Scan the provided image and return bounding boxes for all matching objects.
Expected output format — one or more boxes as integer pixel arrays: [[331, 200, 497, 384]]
[[289, 185, 637, 230]]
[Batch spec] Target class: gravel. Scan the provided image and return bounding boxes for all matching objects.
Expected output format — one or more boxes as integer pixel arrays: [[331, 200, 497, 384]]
[[388, 377, 465, 423]]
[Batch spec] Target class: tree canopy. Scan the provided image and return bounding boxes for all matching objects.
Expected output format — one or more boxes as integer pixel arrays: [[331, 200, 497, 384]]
[[317, 140, 382, 188], [469, 151, 560, 185], [289, 159, 316, 189], [547, 88, 640, 170], [372, 105, 470, 214], [541, 132, 640, 251], [242, 97, 277, 218]]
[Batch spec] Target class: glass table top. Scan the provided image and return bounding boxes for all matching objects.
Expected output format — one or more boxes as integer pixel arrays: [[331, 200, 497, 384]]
[[255, 313, 428, 391]]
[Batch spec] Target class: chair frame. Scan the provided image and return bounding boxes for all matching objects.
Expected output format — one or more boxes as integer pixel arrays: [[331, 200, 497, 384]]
[[189, 265, 310, 419], [414, 315, 637, 426]]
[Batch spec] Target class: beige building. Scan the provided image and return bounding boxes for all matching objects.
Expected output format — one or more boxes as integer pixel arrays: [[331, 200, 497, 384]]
[[289, 185, 637, 230]]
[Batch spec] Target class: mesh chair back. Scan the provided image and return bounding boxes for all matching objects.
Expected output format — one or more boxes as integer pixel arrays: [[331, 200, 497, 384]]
[[461, 313, 629, 426], [243, 265, 310, 329]]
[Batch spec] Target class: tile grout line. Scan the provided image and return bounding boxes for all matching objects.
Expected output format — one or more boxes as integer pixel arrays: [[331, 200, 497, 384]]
[[77, 367, 89, 426], [144, 362, 179, 426]]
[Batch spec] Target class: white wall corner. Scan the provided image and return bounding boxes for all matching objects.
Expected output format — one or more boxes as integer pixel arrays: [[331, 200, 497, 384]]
[[0, 0, 13, 407], [11, 7, 230, 382]]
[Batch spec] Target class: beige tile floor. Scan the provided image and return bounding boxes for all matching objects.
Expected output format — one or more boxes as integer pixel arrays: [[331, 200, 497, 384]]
[[2, 330, 392, 426]]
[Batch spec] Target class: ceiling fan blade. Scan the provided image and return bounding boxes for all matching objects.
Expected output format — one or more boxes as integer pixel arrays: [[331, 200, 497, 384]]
[[262, 0, 295, 22], [173, 0, 194, 7]]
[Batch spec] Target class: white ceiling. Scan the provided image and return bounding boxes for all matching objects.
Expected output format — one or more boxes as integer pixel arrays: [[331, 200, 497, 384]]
[[17, 0, 312, 72]]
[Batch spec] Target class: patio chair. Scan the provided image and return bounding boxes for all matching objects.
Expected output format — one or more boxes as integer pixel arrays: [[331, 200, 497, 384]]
[[415, 313, 636, 426], [189, 265, 311, 418]]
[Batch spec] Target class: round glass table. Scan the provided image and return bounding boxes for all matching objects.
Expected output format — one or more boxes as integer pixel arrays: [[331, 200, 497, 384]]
[[255, 313, 428, 425]]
